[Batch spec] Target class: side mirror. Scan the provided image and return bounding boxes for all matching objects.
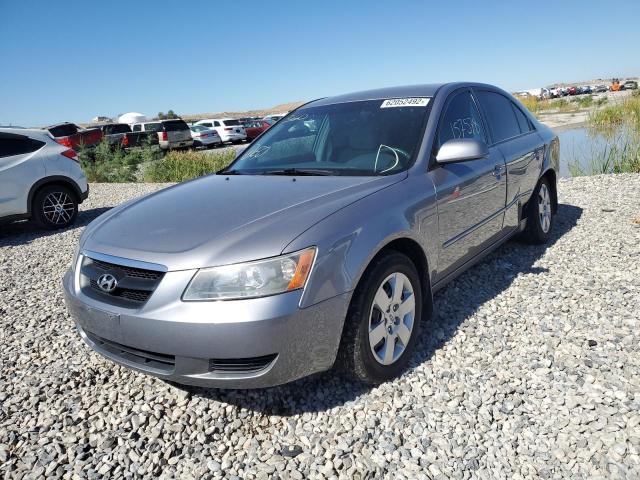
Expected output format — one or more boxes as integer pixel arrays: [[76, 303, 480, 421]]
[[436, 138, 489, 164]]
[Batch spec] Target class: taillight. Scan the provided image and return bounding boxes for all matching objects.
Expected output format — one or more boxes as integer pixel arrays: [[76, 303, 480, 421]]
[[56, 137, 73, 148], [224, 127, 233, 131], [61, 149, 78, 162], [160, 131, 168, 141], [121, 135, 129, 147]]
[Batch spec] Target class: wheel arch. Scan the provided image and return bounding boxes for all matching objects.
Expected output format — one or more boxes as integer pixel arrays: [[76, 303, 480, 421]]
[[28, 176, 83, 214]]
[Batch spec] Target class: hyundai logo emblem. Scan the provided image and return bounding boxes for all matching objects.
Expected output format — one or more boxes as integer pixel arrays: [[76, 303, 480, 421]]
[[97, 273, 118, 293]]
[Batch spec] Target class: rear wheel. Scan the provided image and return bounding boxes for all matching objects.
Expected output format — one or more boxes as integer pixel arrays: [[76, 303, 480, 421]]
[[337, 252, 422, 384], [521, 177, 554, 244], [33, 185, 78, 230]]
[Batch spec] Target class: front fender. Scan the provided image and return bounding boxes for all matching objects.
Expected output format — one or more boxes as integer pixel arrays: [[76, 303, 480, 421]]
[[284, 177, 438, 308]]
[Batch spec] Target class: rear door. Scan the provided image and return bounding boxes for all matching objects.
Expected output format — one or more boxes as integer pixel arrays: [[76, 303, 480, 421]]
[[474, 90, 544, 230], [0, 132, 46, 216], [430, 89, 508, 278]]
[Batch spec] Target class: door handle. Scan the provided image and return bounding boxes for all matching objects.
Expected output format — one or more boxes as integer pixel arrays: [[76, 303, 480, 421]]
[[492, 164, 506, 177]]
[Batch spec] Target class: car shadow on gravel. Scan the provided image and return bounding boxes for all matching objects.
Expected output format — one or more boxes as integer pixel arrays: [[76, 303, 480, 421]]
[[0, 207, 111, 246], [181, 203, 584, 414]]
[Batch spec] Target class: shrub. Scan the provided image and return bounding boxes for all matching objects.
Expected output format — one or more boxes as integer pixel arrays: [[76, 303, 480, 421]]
[[143, 149, 236, 183], [589, 95, 640, 132], [78, 139, 163, 182]]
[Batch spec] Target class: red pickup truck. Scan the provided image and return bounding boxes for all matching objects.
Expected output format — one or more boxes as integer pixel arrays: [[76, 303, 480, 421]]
[[45, 122, 103, 149]]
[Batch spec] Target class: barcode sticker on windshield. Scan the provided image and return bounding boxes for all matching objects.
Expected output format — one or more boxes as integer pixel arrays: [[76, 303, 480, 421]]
[[380, 98, 430, 108]]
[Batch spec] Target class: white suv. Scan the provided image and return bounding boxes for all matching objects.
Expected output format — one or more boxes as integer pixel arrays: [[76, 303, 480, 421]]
[[0, 128, 89, 229], [194, 118, 246, 143]]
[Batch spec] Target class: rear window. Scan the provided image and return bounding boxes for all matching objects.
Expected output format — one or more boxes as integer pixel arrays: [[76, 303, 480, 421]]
[[104, 124, 131, 134], [163, 120, 189, 131], [0, 133, 45, 158], [48, 124, 78, 137], [143, 122, 163, 132], [222, 119, 240, 126]]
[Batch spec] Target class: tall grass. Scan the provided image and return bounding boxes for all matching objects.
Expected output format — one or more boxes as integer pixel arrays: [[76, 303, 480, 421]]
[[568, 128, 640, 175], [589, 94, 640, 132], [143, 149, 236, 183], [78, 139, 163, 182]]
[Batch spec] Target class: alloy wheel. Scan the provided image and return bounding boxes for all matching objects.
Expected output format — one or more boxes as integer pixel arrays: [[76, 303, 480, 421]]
[[43, 191, 75, 225], [538, 183, 552, 233], [368, 272, 415, 365]]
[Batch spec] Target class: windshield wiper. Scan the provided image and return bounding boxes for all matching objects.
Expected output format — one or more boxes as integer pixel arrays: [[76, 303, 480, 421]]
[[258, 168, 337, 176]]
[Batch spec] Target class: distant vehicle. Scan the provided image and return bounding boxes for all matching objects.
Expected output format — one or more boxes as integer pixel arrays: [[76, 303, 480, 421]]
[[611, 79, 622, 92], [189, 125, 221, 148], [550, 88, 562, 98], [567, 86, 578, 96], [623, 80, 638, 90], [194, 118, 246, 144], [243, 120, 271, 142], [45, 122, 103, 150], [594, 84, 608, 93], [131, 119, 193, 150], [0, 128, 88, 229], [262, 114, 286, 125], [579, 85, 592, 94], [91, 123, 157, 149]]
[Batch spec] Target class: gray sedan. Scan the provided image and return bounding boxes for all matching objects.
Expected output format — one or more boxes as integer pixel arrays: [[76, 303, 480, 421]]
[[63, 82, 559, 388]]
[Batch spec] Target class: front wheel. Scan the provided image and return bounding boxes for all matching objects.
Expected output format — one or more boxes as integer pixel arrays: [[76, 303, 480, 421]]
[[337, 252, 422, 384], [33, 185, 78, 230], [521, 177, 554, 244]]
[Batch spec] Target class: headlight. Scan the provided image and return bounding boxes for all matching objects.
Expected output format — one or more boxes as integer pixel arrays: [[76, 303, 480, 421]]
[[182, 247, 316, 301]]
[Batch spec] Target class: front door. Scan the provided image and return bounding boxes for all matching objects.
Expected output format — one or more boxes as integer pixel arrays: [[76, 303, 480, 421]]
[[429, 90, 507, 279]]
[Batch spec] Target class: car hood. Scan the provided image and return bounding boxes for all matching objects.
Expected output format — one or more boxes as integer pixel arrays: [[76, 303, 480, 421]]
[[82, 173, 404, 271]]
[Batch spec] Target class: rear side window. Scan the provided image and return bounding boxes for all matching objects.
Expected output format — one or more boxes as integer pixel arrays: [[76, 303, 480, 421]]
[[163, 120, 189, 131], [132, 124, 141, 132], [199, 122, 213, 127], [436, 91, 486, 148], [144, 123, 163, 132], [222, 119, 240, 126], [475, 91, 520, 143], [48, 124, 78, 137], [0, 133, 45, 158], [214, 121, 221, 127], [512, 104, 533, 133]]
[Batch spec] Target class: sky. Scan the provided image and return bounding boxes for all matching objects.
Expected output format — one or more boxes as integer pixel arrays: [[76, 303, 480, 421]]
[[1, 0, 638, 127]]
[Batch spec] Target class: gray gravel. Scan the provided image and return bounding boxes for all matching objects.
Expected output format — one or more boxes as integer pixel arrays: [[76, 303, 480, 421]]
[[1, 175, 639, 479]]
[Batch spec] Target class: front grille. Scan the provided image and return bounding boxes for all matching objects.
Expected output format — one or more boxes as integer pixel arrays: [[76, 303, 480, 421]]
[[209, 354, 277, 374], [92, 258, 162, 280], [89, 279, 152, 302], [86, 331, 175, 372], [81, 256, 165, 307]]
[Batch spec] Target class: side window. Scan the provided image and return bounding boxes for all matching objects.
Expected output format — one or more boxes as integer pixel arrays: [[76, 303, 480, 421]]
[[437, 91, 486, 148], [214, 121, 220, 127], [476, 91, 520, 143], [200, 122, 212, 127], [511, 103, 533, 134], [132, 124, 141, 131], [0, 133, 45, 158]]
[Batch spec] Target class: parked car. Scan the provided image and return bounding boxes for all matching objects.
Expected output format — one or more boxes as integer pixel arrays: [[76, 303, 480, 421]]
[[243, 120, 271, 142], [579, 85, 592, 94], [1, 128, 88, 229], [131, 119, 193, 150], [45, 122, 103, 150], [262, 114, 285, 125], [91, 123, 157, 149], [549, 87, 562, 98], [594, 84, 608, 93], [623, 80, 638, 90], [190, 125, 221, 148], [567, 86, 578, 95], [194, 118, 246, 144], [64, 82, 559, 389]]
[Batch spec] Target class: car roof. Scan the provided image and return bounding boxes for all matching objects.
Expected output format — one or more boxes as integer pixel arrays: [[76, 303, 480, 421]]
[[0, 127, 55, 141], [307, 83, 452, 107]]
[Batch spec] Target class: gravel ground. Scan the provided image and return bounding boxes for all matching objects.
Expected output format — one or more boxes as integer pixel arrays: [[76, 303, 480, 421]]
[[1, 175, 639, 479]]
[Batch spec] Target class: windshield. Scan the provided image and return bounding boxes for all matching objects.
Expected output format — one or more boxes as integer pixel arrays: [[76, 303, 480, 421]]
[[226, 99, 430, 176]]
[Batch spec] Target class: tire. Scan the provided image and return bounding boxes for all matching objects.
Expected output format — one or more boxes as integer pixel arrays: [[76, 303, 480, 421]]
[[521, 177, 554, 244], [337, 252, 423, 384], [33, 185, 78, 230]]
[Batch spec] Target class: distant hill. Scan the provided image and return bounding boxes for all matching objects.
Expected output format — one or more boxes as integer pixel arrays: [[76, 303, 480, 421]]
[[181, 101, 307, 122]]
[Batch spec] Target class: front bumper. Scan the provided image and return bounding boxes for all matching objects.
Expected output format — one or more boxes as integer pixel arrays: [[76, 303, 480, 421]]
[[62, 268, 349, 388]]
